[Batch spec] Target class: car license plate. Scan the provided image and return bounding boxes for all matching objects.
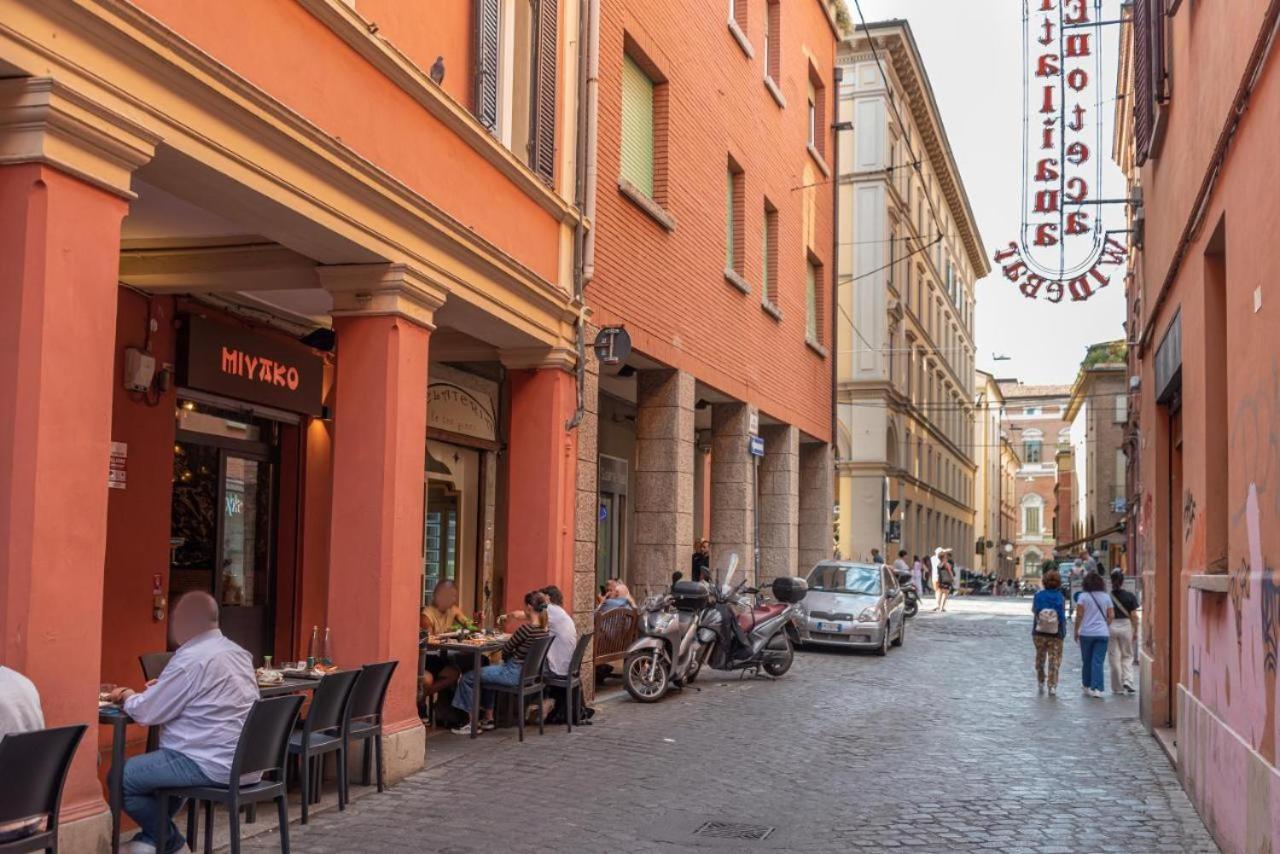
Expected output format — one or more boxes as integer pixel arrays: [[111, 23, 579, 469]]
[[816, 621, 843, 633]]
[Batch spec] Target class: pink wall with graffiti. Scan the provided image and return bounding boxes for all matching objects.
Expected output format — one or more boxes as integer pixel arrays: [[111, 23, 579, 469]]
[[1132, 3, 1280, 849]]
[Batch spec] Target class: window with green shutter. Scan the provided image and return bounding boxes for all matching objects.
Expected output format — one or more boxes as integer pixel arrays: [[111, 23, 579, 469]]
[[806, 261, 818, 340], [762, 201, 778, 306], [620, 55, 655, 198], [726, 168, 735, 270]]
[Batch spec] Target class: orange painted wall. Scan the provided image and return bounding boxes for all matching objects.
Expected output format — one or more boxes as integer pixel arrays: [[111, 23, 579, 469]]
[[131, 0, 560, 283], [98, 291, 178, 755], [357, 0, 474, 108], [503, 368, 577, 612], [591, 0, 836, 441]]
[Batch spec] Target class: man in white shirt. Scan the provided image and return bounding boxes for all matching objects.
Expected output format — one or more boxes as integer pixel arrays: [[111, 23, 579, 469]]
[[106, 592, 257, 854], [0, 666, 45, 841], [540, 585, 581, 724]]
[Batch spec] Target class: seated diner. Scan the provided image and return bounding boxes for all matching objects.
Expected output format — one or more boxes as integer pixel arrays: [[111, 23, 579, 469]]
[[105, 591, 257, 854], [419, 579, 475, 719], [451, 590, 551, 735]]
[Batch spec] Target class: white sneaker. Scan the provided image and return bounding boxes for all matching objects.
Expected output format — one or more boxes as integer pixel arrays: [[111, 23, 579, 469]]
[[451, 723, 478, 736], [1090, 689, 1105, 698], [1048, 686, 1057, 697], [123, 840, 158, 854], [1082, 685, 1091, 695]]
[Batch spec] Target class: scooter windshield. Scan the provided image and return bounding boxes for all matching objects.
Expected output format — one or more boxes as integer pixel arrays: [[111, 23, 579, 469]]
[[721, 553, 745, 597]]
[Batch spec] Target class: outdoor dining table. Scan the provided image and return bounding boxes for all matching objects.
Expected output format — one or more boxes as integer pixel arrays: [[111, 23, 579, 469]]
[[98, 676, 320, 854], [421, 635, 508, 739]]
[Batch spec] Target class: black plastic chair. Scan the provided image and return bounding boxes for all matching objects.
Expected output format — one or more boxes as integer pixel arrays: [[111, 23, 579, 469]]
[[287, 668, 360, 824], [344, 661, 398, 796], [155, 695, 302, 854], [488, 634, 553, 742], [138, 652, 174, 751], [0, 725, 86, 854], [543, 631, 593, 733]]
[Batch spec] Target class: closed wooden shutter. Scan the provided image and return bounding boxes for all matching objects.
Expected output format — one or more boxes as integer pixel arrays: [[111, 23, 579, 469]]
[[806, 262, 818, 340], [473, 0, 500, 133], [725, 169, 735, 270], [529, 0, 558, 184], [1133, 0, 1154, 164], [620, 55, 655, 197], [1152, 0, 1167, 102]]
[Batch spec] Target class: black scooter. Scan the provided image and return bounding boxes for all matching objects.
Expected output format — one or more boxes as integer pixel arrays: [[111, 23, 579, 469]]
[[895, 568, 920, 618]]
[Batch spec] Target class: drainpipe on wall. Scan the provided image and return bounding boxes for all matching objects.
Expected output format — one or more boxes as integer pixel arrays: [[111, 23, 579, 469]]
[[567, 0, 600, 431], [830, 67, 844, 469]]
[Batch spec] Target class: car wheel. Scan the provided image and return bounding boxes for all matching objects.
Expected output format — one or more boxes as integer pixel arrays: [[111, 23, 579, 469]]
[[875, 623, 889, 656], [892, 619, 905, 647]]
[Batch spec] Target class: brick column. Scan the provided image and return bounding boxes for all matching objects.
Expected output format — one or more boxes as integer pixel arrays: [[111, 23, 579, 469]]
[[500, 348, 578, 612], [0, 77, 154, 846], [633, 370, 695, 597], [758, 424, 800, 584], [321, 263, 445, 783], [711, 402, 758, 583], [800, 443, 835, 570]]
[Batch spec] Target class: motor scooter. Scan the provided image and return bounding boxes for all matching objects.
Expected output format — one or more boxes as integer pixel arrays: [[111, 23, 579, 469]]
[[697, 555, 807, 677], [893, 567, 920, 618], [622, 580, 714, 703]]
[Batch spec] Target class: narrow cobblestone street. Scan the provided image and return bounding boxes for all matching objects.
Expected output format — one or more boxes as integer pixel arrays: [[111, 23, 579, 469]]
[[243, 598, 1217, 853]]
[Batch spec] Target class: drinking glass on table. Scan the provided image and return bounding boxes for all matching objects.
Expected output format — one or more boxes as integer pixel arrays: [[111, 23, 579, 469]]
[[99, 683, 117, 702]]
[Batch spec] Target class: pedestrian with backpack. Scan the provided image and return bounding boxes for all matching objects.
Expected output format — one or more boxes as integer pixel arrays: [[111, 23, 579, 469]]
[[1032, 569, 1067, 695], [1074, 571, 1115, 697]]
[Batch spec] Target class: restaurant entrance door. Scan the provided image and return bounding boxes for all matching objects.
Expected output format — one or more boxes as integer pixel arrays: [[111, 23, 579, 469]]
[[170, 400, 279, 663], [423, 440, 480, 614]]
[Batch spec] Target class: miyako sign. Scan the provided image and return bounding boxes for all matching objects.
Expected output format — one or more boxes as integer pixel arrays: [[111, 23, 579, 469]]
[[993, 0, 1128, 303], [180, 315, 324, 415]]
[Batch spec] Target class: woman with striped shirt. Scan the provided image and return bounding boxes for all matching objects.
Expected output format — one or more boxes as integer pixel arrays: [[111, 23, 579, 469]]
[[451, 590, 550, 735]]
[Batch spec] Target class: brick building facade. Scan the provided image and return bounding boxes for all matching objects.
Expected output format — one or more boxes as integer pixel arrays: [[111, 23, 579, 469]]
[[579, 0, 841, 597]]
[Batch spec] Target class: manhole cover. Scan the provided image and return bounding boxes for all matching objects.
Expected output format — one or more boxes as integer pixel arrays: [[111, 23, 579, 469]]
[[693, 821, 776, 841]]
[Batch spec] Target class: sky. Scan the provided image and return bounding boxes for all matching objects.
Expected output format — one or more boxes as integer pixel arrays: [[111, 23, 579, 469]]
[[853, 0, 1129, 386]]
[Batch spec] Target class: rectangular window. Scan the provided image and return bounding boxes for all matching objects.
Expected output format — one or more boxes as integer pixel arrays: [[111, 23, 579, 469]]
[[726, 162, 744, 276], [1115, 448, 1127, 503], [620, 55, 655, 198], [1024, 440, 1043, 464], [806, 258, 822, 343], [807, 84, 816, 149], [729, 0, 747, 29], [1025, 506, 1041, 536], [764, 0, 781, 81], [808, 65, 826, 158], [1114, 394, 1128, 424], [762, 200, 778, 306], [473, 0, 501, 133]]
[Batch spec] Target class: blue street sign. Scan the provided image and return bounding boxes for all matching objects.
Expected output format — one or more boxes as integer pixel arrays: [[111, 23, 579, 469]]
[[749, 435, 765, 457]]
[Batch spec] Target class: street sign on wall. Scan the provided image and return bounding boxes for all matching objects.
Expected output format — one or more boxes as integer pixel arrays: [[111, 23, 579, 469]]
[[748, 435, 765, 457]]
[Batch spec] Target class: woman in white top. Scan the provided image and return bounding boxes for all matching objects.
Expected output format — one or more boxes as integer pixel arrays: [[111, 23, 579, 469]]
[[1073, 571, 1114, 697]]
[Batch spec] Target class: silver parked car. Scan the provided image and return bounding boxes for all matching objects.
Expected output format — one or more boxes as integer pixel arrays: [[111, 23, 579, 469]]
[[795, 562, 906, 655]]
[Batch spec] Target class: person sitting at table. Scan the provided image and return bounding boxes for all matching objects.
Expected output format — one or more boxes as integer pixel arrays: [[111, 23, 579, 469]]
[[106, 591, 257, 854], [451, 590, 551, 736], [597, 580, 635, 613], [539, 585, 582, 725], [418, 579, 473, 721], [0, 665, 45, 842]]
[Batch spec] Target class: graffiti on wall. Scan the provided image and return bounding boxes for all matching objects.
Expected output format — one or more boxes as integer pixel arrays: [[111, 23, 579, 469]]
[[1183, 490, 1197, 541]]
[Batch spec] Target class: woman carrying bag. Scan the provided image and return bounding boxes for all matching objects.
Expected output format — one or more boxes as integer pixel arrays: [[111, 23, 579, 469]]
[[1074, 571, 1114, 698], [1107, 569, 1140, 695]]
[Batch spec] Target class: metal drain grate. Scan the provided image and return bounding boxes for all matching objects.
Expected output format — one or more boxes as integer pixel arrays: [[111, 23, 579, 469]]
[[693, 821, 776, 841]]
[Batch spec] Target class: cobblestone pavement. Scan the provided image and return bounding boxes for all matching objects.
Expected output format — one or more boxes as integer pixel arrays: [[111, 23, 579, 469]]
[[243, 597, 1217, 853]]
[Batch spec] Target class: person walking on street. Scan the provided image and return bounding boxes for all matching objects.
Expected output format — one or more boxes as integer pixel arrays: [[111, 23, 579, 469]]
[[893, 550, 911, 584], [910, 555, 924, 595], [1108, 570, 1140, 695], [1074, 571, 1114, 698], [935, 549, 955, 612], [691, 538, 711, 582], [1032, 569, 1067, 695]]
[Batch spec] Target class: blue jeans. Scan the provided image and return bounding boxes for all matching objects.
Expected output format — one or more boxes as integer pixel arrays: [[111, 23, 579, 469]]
[[123, 749, 214, 853], [451, 658, 523, 716], [1080, 635, 1109, 692]]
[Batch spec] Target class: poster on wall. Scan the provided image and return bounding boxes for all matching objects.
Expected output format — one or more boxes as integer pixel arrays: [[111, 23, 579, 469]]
[[108, 441, 127, 490]]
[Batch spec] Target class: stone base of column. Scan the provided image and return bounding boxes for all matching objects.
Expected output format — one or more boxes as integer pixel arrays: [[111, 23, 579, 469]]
[[572, 324, 601, 700], [800, 443, 834, 570], [379, 723, 427, 784], [57, 806, 111, 854], [710, 402, 757, 582], [633, 370, 695, 597], [758, 425, 799, 584]]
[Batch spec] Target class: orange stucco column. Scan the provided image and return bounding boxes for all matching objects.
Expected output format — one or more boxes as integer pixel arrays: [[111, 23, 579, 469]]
[[322, 265, 445, 747], [502, 360, 578, 613], [0, 78, 153, 837], [0, 163, 127, 822]]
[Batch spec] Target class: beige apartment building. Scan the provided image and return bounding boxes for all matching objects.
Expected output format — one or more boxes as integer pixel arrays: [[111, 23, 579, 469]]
[[1063, 341, 1130, 570], [974, 371, 1020, 577], [834, 21, 988, 569]]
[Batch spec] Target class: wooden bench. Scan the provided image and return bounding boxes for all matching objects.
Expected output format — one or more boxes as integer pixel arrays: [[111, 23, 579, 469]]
[[592, 607, 638, 679]]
